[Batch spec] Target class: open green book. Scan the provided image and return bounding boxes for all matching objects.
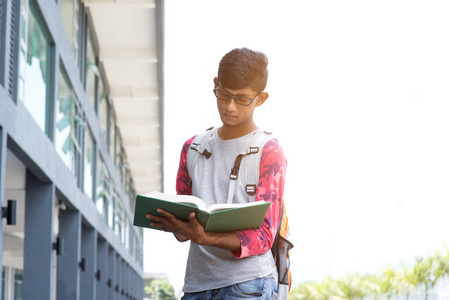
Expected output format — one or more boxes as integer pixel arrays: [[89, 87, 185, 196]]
[[133, 191, 270, 233]]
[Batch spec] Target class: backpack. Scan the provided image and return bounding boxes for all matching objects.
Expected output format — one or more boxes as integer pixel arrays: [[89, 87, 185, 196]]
[[186, 127, 294, 298]]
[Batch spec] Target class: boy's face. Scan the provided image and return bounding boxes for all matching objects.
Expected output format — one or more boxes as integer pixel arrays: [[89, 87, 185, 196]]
[[214, 78, 267, 129]]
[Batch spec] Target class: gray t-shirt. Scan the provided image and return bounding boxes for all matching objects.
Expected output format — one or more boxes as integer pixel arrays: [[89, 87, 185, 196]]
[[183, 129, 273, 293]]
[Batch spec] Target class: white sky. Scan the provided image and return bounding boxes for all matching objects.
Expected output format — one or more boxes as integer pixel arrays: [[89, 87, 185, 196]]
[[144, 0, 449, 295]]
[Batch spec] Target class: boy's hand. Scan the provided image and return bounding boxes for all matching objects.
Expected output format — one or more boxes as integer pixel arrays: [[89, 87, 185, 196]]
[[146, 209, 241, 251], [146, 209, 207, 245]]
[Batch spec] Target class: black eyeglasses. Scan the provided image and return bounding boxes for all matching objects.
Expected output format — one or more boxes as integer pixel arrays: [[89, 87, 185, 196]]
[[213, 84, 260, 106]]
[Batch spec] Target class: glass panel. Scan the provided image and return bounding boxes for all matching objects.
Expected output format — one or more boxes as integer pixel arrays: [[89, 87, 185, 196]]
[[55, 69, 81, 174], [115, 134, 123, 173], [124, 219, 130, 249], [129, 228, 134, 256], [18, 1, 51, 133], [83, 126, 95, 199], [61, 0, 79, 65], [128, 180, 135, 205], [137, 244, 143, 265], [123, 161, 129, 194], [111, 193, 117, 229], [108, 191, 116, 228], [109, 116, 116, 159], [13, 269, 23, 300], [129, 187, 136, 214], [96, 157, 111, 223], [98, 79, 108, 143], [86, 27, 97, 110], [114, 200, 124, 242]]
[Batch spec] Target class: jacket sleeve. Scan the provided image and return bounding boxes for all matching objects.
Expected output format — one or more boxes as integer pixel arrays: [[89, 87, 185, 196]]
[[232, 140, 287, 259], [176, 136, 195, 196]]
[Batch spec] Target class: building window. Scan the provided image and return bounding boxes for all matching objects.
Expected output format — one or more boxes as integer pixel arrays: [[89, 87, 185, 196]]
[[109, 190, 117, 228], [98, 78, 108, 144], [125, 219, 130, 250], [13, 269, 23, 300], [61, 0, 80, 65], [122, 159, 129, 195], [85, 26, 98, 110], [83, 126, 95, 199], [115, 134, 123, 174], [96, 156, 112, 225], [127, 178, 136, 211], [114, 200, 124, 244], [55, 67, 83, 175], [136, 244, 143, 265], [109, 115, 116, 160], [129, 228, 135, 256], [17, 0, 52, 134]]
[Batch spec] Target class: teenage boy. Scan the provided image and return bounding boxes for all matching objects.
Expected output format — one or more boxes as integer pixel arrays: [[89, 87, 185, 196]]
[[147, 47, 287, 299]]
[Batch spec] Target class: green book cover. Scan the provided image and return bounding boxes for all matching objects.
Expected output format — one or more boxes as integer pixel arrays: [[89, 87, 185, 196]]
[[133, 191, 270, 233]]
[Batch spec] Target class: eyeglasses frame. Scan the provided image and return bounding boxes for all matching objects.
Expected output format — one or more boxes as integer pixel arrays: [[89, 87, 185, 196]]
[[213, 83, 261, 107]]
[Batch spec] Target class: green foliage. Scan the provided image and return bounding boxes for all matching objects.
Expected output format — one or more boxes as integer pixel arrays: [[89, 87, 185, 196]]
[[144, 278, 176, 300], [290, 246, 449, 300]]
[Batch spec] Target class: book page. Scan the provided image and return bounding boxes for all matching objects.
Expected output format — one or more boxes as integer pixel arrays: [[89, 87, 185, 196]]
[[143, 191, 207, 211]]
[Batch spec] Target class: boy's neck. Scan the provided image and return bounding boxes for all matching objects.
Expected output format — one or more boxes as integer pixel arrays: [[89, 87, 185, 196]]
[[218, 122, 258, 140]]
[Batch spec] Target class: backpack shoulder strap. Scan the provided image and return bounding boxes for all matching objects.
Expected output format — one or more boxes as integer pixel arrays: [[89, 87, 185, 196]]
[[243, 130, 276, 202], [226, 130, 276, 204], [186, 127, 214, 181]]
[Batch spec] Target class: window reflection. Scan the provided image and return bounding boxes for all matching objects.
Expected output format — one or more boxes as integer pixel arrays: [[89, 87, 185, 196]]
[[96, 157, 111, 222], [18, 0, 51, 133], [98, 78, 108, 144], [83, 126, 95, 199], [61, 0, 80, 65], [55, 68, 83, 175], [110, 116, 116, 159], [114, 200, 124, 244], [14, 269, 23, 300], [86, 27, 98, 110]]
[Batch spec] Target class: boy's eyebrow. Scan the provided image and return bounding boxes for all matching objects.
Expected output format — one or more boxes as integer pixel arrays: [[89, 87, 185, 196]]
[[219, 85, 254, 98]]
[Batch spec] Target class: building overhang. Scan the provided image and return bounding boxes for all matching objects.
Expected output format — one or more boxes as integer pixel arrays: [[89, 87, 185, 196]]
[[85, 0, 164, 194]]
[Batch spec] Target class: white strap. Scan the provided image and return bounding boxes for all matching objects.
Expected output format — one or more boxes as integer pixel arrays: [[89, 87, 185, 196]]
[[226, 130, 274, 204], [186, 127, 214, 180], [226, 132, 260, 204], [244, 131, 275, 202], [227, 178, 237, 204]]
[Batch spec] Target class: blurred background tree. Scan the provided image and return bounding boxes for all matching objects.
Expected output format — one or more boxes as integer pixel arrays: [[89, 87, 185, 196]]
[[144, 278, 175, 300], [289, 245, 449, 300]]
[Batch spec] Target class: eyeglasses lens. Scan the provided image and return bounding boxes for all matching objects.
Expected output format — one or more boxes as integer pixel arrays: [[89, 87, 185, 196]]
[[214, 88, 254, 106]]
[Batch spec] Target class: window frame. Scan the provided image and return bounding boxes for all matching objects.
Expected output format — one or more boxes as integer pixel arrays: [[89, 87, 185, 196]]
[[55, 63, 83, 177], [17, 0, 54, 135]]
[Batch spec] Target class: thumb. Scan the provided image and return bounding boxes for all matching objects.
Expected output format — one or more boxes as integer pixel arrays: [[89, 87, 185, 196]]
[[188, 212, 196, 222], [189, 212, 203, 229]]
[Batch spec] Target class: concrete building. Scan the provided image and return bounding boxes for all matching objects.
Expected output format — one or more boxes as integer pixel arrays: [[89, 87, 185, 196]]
[[0, 0, 164, 299]]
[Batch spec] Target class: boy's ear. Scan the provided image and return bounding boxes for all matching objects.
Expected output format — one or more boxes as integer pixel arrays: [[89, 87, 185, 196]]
[[256, 92, 269, 107]]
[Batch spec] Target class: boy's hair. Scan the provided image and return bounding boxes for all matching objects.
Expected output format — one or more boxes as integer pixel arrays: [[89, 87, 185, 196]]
[[218, 47, 268, 92]]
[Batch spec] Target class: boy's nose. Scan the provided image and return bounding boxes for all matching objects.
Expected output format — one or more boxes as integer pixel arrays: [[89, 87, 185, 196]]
[[226, 97, 238, 110]]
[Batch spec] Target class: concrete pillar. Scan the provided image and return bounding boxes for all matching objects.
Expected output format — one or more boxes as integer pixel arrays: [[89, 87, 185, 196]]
[[57, 209, 82, 300], [80, 225, 97, 299], [96, 237, 108, 298], [107, 246, 116, 300], [0, 127, 6, 297], [23, 170, 55, 300]]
